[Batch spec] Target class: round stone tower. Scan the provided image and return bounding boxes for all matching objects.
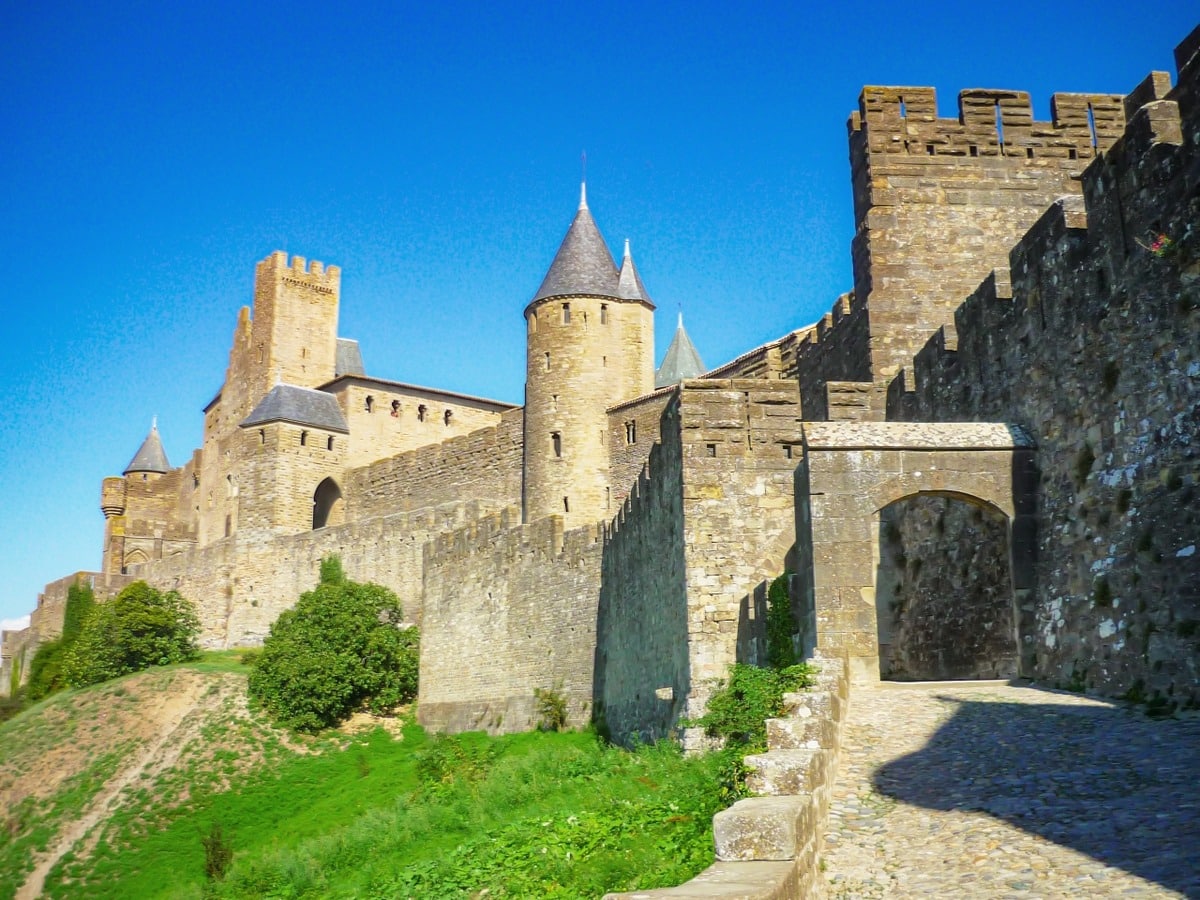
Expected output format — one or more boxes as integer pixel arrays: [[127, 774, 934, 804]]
[[523, 184, 655, 527]]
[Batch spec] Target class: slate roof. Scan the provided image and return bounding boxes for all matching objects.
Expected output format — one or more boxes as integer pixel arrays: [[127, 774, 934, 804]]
[[532, 185, 620, 303], [655, 314, 707, 388], [335, 338, 365, 376], [240, 384, 350, 433], [617, 239, 652, 304], [124, 421, 171, 475]]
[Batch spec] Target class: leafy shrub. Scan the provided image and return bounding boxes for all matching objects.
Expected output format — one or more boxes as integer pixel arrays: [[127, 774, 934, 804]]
[[63, 581, 201, 688], [415, 733, 499, 796], [201, 822, 233, 881], [765, 572, 797, 668], [26, 639, 67, 701], [61, 581, 96, 645], [688, 663, 816, 751], [248, 561, 419, 732], [534, 685, 568, 731]]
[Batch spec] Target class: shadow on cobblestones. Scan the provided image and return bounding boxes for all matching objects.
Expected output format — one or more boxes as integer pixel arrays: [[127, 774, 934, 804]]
[[872, 693, 1200, 897]]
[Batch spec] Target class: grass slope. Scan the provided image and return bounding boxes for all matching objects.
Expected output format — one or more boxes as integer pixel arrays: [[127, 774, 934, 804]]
[[1, 656, 725, 898]]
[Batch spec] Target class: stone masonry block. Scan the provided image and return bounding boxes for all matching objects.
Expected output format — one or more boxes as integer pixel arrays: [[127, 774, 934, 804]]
[[765, 713, 836, 750], [714, 795, 814, 861], [744, 748, 830, 796], [601, 859, 799, 899]]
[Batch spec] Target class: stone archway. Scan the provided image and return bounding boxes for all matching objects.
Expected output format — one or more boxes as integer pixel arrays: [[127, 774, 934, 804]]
[[794, 422, 1037, 684], [312, 477, 345, 530]]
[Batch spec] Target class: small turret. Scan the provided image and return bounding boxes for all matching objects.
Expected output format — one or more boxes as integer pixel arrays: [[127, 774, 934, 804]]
[[123, 418, 171, 476], [655, 313, 706, 388], [617, 239, 651, 303]]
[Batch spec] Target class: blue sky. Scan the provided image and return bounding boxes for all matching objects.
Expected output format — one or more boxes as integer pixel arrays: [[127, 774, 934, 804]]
[[0, 2, 1194, 624]]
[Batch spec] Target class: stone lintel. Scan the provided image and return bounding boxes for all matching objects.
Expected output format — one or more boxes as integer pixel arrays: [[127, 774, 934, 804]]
[[802, 421, 1033, 451]]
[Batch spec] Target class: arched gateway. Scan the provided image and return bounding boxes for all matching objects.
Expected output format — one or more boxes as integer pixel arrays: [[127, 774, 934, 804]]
[[794, 422, 1037, 684]]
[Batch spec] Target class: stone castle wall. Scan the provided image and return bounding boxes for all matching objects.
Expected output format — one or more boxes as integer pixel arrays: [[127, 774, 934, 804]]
[[887, 48, 1200, 703], [606, 388, 672, 510], [418, 509, 604, 734]]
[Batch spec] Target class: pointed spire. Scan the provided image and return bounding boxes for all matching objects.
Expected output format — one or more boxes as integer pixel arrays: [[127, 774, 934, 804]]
[[655, 313, 707, 388], [124, 419, 171, 475], [531, 186, 619, 303], [617, 238, 652, 304]]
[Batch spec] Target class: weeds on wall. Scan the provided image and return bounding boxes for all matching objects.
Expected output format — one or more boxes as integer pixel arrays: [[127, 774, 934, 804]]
[[534, 684, 569, 731], [766, 572, 798, 668]]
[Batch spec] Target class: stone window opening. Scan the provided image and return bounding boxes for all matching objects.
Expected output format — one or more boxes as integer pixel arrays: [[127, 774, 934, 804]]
[[207, 490, 213, 508], [529, 312, 537, 333], [300, 430, 308, 446], [418, 404, 427, 422], [444, 409, 453, 426], [552, 394, 558, 412], [606, 486, 611, 510], [562, 302, 571, 324], [625, 420, 637, 444], [226, 474, 234, 497], [600, 304, 608, 324], [544, 352, 551, 371], [563, 496, 570, 513], [327, 436, 334, 451], [993, 101, 1005, 155], [552, 431, 562, 458], [1086, 103, 1098, 148], [141, 473, 148, 482], [391, 399, 400, 417], [224, 514, 232, 538], [898, 95, 907, 118], [365, 395, 374, 413], [706, 443, 717, 457], [193, 474, 200, 489], [259, 429, 266, 445], [602, 355, 607, 368], [582, 311, 588, 329], [312, 477, 344, 530]]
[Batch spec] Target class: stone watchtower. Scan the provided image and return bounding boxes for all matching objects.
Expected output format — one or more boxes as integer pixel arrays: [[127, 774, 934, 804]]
[[522, 185, 655, 527]]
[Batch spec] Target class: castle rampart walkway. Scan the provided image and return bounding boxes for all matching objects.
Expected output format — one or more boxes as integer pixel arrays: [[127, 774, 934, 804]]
[[821, 682, 1200, 898]]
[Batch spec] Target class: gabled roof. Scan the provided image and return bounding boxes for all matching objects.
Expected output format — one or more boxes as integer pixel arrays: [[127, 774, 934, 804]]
[[655, 314, 707, 388], [335, 338, 365, 377], [531, 184, 620, 303], [124, 420, 171, 475], [617, 239, 652, 305], [241, 384, 350, 434]]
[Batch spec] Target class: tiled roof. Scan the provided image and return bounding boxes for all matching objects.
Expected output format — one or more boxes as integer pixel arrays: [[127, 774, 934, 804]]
[[532, 185, 620, 303], [124, 421, 171, 475], [655, 314, 707, 388], [617, 239, 652, 304], [240, 384, 350, 433]]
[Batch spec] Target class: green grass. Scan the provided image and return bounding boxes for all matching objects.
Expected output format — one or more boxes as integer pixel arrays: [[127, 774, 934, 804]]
[[41, 723, 725, 899]]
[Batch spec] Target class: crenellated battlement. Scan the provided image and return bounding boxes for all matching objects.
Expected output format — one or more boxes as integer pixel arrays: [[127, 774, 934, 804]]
[[851, 85, 1125, 161], [256, 250, 341, 288]]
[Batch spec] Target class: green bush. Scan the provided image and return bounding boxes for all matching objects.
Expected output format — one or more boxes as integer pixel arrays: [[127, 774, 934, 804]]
[[62, 580, 96, 645], [689, 663, 816, 751], [247, 561, 419, 732], [534, 685, 568, 731], [26, 639, 67, 701], [62, 581, 201, 688], [765, 572, 797, 668]]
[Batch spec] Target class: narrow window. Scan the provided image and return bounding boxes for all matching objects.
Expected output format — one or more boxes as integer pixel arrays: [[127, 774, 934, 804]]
[[259, 429, 265, 445], [365, 395, 374, 412], [1069, 147, 1078, 160], [444, 409, 453, 426], [602, 355, 607, 367], [785, 445, 793, 459], [544, 352, 551, 371], [625, 420, 636, 444], [706, 443, 717, 457], [300, 430, 308, 446], [257, 345, 264, 364], [969, 144, 978, 157], [193, 473, 200, 489], [552, 394, 558, 411], [301, 347, 307, 359], [226, 474, 233, 497], [208, 491, 213, 508], [529, 312, 537, 333], [391, 399, 400, 417], [552, 432, 562, 457], [1026, 147, 1034, 159], [327, 436, 334, 451], [562, 302, 571, 324], [898, 95, 906, 118], [600, 304, 608, 324], [582, 311, 588, 329], [925, 143, 934, 155], [563, 496, 570, 513], [417, 404, 426, 422], [606, 487, 611, 510], [225, 515, 232, 537], [994, 101, 1005, 153]]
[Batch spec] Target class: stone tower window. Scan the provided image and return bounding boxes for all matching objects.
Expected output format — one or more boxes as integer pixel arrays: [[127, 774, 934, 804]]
[[552, 394, 558, 412], [600, 304, 607, 324], [259, 429, 266, 445], [562, 303, 571, 324], [544, 352, 551, 371], [563, 496, 570, 513], [625, 420, 637, 444], [529, 312, 537, 334], [225, 515, 232, 538], [226, 474, 234, 497], [606, 486, 611, 510], [300, 430, 308, 446], [444, 409, 453, 426], [391, 400, 400, 417], [365, 395, 374, 413], [327, 436, 334, 451], [418, 404, 427, 422], [551, 432, 562, 458]]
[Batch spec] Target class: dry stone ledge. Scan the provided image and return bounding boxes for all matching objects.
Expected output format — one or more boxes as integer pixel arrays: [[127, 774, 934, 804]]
[[601, 859, 799, 899], [714, 796, 816, 862], [743, 749, 829, 795], [765, 712, 834, 750]]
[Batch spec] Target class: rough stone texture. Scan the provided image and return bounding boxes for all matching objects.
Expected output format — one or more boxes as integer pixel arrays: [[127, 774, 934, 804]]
[[418, 511, 603, 734], [823, 681, 1200, 898], [877, 497, 1016, 681], [607, 387, 673, 511], [888, 52, 1200, 704]]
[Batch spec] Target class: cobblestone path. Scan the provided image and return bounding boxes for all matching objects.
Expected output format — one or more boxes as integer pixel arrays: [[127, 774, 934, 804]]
[[821, 681, 1200, 898]]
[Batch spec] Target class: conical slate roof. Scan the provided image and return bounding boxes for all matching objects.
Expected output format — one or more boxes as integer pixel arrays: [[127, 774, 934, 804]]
[[241, 384, 349, 433], [617, 239, 652, 304], [531, 184, 619, 303], [124, 419, 171, 475], [655, 314, 707, 388]]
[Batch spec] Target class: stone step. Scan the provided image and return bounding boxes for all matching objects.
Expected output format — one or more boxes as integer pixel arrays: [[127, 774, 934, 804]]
[[601, 859, 799, 899], [713, 795, 816, 861], [780, 688, 843, 725], [744, 748, 829, 796], [765, 712, 836, 751]]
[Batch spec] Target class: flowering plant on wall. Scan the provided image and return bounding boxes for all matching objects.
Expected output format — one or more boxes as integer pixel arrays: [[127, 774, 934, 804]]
[[1136, 232, 1175, 258]]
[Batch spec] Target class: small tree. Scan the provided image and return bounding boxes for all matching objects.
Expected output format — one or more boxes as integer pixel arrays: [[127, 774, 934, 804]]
[[63, 581, 201, 688], [248, 561, 419, 732]]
